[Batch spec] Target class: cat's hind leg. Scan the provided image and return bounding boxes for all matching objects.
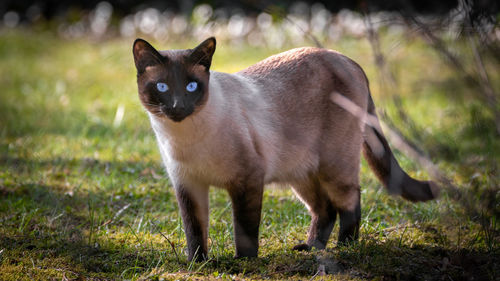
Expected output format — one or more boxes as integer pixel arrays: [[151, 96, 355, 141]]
[[291, 178, 337, 251], [319, 179, 361, 244]]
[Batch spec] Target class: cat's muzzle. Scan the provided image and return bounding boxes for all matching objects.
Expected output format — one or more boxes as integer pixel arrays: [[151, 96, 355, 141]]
[[161, 105, 189, 122]]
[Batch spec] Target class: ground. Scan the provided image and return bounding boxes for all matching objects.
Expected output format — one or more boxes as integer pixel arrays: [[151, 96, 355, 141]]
[[0, 30, 498, 280]]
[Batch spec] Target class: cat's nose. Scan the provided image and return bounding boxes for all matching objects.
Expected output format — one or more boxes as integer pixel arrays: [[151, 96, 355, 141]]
[[172, 97, 185, 110]]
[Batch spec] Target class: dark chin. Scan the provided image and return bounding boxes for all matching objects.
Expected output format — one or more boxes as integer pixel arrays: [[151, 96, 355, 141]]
[[164, 111, 192, 122], [167, 114, 187, 122], [159, 107, 193, 122]]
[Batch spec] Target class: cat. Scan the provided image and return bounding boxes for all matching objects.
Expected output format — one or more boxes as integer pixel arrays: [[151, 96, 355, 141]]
[[132, 37, 439, 261]]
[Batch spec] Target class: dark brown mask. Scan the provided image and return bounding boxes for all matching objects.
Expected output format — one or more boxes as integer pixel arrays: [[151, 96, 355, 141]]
[[133, 37, 216, 122]]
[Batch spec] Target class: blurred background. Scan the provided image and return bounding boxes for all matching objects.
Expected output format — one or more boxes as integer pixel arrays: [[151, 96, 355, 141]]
[[1, 0, 497, 199], [0, 0, 499, 280], [0, 0, 496, 45]]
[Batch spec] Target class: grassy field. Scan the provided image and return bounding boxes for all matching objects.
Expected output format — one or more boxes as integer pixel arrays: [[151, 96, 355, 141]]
[[0, 29, 498, 280]]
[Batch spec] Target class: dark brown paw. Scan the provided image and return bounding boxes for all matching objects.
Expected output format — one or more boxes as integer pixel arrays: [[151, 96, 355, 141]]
[[234, 247, 258, 259], [292, 243, 310, 251]]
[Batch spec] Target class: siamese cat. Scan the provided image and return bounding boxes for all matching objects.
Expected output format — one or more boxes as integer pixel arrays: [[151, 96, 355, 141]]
[[132, 37, 438, 261]]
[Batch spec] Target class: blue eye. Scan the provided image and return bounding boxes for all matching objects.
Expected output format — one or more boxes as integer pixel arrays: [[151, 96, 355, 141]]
[[186, 81, 198, 92], [156, 82, 168, 93]]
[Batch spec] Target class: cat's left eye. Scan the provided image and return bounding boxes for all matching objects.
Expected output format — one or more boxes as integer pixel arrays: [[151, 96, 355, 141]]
[[186, 81, 198, 92]]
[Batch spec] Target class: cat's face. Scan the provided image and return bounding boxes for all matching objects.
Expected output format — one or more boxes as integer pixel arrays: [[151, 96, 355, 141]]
[[133, 38, 216, 122]]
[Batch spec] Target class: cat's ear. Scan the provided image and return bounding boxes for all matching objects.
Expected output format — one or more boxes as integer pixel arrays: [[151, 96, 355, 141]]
[[189, 37, 216, 70], [133, 39, 165, 74]]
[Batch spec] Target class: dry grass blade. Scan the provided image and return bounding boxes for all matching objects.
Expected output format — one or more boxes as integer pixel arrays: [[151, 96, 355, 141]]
[[150, 220, 181, 263]]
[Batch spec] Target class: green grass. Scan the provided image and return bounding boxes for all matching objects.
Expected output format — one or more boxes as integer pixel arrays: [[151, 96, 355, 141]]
[[0, 29, 498, 280]]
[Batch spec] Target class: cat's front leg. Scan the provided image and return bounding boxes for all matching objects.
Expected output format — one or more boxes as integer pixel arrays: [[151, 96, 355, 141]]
[[228, 177, 264, 258], [174, 183, 209, 261]]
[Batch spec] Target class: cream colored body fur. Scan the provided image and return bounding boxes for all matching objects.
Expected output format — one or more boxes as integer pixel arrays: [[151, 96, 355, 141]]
[[150, 48, 366, 199]]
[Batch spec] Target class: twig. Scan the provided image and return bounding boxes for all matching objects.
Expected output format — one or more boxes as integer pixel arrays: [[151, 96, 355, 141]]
[[467, 27, 500, 135], [373, 223, 418, 235], [261, 5, 324, 48], [101, 203, 131, 227], [363, 13, 397, 91], [405, 13, 500, 136], [284, 15, 324, 48], [364, 13, 428, 147], [309, 264, 326, 280], [330, 92, 459, 195], [243, 2, 325, 48], [150, 220, 181, 263], [361, 13, 461, 194]]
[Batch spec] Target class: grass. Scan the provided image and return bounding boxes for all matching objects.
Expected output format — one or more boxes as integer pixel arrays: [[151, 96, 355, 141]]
[[0, 28, 498, 280]]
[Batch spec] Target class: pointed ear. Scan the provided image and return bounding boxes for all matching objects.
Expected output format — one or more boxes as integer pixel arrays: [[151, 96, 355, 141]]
[[133, 38, 164, 74], [189, 37, 216, 70]]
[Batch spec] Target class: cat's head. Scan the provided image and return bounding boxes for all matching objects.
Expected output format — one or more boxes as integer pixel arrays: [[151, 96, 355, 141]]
[[133, 37, 216, 122]]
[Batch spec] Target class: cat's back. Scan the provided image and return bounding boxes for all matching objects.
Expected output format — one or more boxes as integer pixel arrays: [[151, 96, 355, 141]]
[[238, 47, 322, 76], [238, 47, 360, 79], [238, 46, 369, 107]]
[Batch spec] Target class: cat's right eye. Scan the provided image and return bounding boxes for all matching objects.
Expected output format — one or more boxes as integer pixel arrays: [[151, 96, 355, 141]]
[[156, 82, 169, 93]]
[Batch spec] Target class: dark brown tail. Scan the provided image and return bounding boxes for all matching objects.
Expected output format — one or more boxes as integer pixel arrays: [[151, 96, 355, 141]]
[[362, 96, 439, 202]]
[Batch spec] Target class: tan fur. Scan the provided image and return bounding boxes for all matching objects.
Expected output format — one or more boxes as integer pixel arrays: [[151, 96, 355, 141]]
[[133, 39, 438, 260]]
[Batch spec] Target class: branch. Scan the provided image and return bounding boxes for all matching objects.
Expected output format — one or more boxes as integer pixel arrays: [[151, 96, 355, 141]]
[[405, 14, 500, 135], [330, 92, 461, 196]]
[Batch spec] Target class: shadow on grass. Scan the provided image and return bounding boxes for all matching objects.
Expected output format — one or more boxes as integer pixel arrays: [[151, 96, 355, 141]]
[[136, 238, 499, 280], [333, 236, 499, 281], [1, 155, 498, 280], [384, 91, 499, 255], [0, 156, 180, 279]]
